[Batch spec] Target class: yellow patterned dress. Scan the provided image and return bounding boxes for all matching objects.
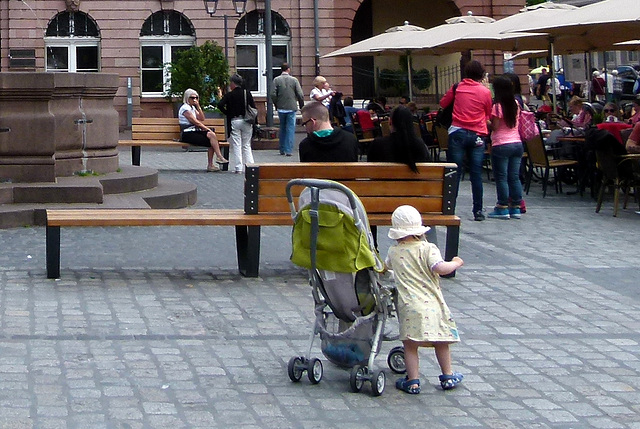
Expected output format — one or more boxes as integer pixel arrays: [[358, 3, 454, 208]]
[[385, 239, 460, 345]]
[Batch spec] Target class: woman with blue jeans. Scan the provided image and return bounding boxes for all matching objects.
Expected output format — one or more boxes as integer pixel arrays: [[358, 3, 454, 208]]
[[440, 61, 493, 221], [487, 75, 523, 219]]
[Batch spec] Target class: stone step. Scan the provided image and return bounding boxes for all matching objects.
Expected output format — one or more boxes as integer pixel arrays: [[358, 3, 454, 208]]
[[0, 172, 197, 228], [0, 166, 159, 205]]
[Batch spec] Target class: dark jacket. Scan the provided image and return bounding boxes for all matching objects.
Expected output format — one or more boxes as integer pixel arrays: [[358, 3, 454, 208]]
[[217, 87, 256, 138], [299, 127, 359, 162], [367, 133, 430, 164]]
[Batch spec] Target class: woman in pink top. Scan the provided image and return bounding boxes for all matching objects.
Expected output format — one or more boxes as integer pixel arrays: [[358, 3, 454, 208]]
[[440, 60, 493, 221], [487, 75, 524, 220]]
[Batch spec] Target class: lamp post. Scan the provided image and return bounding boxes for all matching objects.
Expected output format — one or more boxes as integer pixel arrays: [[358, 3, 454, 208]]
[[203, 0, 247, 58]]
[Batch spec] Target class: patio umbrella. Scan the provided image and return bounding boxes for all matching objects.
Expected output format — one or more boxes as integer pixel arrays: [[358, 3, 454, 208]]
[[530, 65, 551, 75], [322, 21, 427, 99], [514, 0, 640, 53], [323, 13, 536, 98], [509, 50, 548, 61]]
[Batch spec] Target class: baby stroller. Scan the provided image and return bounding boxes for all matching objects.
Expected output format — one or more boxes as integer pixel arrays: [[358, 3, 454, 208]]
[[285, 179, 406, 396]]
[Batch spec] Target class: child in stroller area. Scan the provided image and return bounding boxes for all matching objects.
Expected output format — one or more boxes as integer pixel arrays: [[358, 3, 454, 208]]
[[384, 205, 465, 394]]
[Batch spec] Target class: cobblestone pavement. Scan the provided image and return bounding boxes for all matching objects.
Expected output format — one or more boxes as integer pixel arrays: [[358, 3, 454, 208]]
[[0, 136, 639, 428]]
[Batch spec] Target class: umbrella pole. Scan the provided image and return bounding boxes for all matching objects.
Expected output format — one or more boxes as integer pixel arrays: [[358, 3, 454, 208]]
[[407, 53, 413, 101], [550, 39, 557, 113]]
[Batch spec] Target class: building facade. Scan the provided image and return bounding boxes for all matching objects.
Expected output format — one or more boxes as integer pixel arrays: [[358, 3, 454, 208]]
[[0, 0, 525, 129]]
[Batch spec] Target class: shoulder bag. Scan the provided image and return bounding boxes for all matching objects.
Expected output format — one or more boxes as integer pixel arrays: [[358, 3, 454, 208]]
[[518, 109, 539, 143], [244, 89, 258, 124]]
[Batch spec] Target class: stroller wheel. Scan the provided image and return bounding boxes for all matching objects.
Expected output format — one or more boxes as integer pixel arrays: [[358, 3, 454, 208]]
[[307, 358, 323, 384], [349, 365, 366, 393], [371, 370, 386, 396], [387, 346, 406, 374], [287, 356, 304, 382]]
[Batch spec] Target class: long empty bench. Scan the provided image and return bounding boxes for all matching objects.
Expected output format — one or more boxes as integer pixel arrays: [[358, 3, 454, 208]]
[[118, 117, 230, 170], [45, 162, 461, 279]]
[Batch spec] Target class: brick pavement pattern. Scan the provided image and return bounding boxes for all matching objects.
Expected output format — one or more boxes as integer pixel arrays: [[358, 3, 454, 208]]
[[0, 139, 639, 428]]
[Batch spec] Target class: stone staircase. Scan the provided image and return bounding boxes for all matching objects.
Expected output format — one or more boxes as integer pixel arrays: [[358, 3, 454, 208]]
[[0, 166, 196, 228]]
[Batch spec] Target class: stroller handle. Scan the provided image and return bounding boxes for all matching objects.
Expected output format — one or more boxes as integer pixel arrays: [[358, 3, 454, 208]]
[[285, 179, 364, 226]]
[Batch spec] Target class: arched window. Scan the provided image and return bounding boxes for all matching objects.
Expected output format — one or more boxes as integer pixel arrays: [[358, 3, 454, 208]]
[[235, 10, 291, 94], [45, 11, 100, 72], [140, 11, 195, 96]]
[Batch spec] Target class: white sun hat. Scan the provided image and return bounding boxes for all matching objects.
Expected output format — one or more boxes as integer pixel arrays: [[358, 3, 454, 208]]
[[388, 205, 430, 240]]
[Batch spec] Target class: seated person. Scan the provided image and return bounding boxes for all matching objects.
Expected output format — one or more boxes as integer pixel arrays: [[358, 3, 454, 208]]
[[407, 101, 420, 121], [546, 96, 594, 153], [603, 102, 621, 123], [343, 96, 359, 132], [625, 122, 640, 154], [628, 97, 640, 125], [299, 101, 359, 162], [367, 106, 430, 169], [366, 96, 388, 118]]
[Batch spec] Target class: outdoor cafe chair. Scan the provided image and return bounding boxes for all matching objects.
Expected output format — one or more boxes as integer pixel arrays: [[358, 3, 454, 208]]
[[595, 148, 640, 217], [524, 133, 580, 197]]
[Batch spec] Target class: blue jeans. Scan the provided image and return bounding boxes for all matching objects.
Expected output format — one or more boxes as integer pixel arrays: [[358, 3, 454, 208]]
[[490, 142, 524, 207], [447, 129, 485, 214], [278, 110, 296, 155]]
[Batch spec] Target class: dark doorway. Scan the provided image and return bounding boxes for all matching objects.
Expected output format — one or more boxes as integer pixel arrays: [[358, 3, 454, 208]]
[[351, 0, 374, 99]]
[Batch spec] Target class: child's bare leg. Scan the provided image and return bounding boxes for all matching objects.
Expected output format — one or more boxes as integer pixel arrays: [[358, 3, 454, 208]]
[[402, 340, 420, 388], [434, 342, 452, 375]]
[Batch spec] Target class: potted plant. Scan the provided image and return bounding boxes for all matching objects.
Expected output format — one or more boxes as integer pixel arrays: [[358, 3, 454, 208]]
[[165, 41, 229, 116]]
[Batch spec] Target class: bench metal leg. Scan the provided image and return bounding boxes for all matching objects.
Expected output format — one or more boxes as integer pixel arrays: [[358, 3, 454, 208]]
[[441, 225, 460, 278], [236, 225, 260, 277], [131, 146, 141, 166], [221, 146, 229, 171], [46, 226, 61, 279]]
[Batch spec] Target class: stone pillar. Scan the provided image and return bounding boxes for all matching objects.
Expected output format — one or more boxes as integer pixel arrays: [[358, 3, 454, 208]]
[[0, 72, 120, 183], [0, 73, 57, 182]]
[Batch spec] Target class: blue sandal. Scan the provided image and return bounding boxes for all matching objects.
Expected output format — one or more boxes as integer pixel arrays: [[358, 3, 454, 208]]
[[439, 372, 464, 390], [396, 377, 420, 394]]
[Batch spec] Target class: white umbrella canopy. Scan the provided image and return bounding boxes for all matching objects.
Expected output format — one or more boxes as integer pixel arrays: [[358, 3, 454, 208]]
[[514, 0, 640, 52], [615, 40, 640, 49], [509, 50, 548, 60], [322, 21, 429, 99], [322, 21, 427, 58], [404, 6, 578, 56]]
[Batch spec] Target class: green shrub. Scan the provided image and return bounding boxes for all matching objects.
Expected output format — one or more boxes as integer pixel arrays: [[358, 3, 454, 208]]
[[166, 41, 229, 106]]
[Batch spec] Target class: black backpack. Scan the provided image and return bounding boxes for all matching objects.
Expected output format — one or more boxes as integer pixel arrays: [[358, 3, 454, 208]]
[[435, 83, 458, 128]]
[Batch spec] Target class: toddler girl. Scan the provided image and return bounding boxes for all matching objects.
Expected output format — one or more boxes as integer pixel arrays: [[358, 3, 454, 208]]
[[385, 205, 464, 394]]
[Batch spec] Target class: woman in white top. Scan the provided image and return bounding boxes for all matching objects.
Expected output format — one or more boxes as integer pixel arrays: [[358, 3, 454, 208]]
[[309, 76, 335, 108], [178, 88, 228, 172]]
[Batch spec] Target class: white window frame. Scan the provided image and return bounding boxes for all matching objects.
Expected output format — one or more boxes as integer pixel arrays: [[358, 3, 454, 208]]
[[235, 35, 290, 96], [140, 36, 195, 97], [44, 37, 100, 72]]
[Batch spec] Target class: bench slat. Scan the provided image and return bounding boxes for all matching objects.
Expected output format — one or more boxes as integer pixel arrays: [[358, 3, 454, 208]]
[[257, 196, 444, 214], [133, 117, 225, 126], [252, 162, 450, 180], [46, 209, 459, 227], [46, 209, 293, 227], [258, 179, 444, 198]]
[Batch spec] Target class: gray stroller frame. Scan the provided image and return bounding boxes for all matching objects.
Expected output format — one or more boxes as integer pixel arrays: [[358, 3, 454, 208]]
[[285, 179, 405, 396]]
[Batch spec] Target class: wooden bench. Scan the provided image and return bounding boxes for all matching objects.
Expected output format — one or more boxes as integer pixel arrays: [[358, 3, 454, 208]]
[[118, 117, 230, 171], [45, 162, 461, 279]]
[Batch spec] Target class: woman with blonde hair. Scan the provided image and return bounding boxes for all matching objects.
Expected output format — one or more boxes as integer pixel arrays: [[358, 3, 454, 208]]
[[178, 88, 228, 172], [310, 75, 335, 108]]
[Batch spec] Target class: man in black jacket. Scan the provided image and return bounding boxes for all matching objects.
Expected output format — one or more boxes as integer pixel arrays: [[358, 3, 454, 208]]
[[299, 101, 359, 162]]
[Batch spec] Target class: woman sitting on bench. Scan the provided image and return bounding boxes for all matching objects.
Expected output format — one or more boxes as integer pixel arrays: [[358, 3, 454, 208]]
[[178, 88, 229, 172]]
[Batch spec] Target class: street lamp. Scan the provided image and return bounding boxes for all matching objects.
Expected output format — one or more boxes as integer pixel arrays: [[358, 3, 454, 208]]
[[203, 0, 247, 57]]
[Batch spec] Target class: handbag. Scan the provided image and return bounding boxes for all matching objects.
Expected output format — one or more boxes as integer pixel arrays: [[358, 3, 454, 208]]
[[518, 109, 538, 142], [435, 83, 458, 128], [244, 89, 258, 124]]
